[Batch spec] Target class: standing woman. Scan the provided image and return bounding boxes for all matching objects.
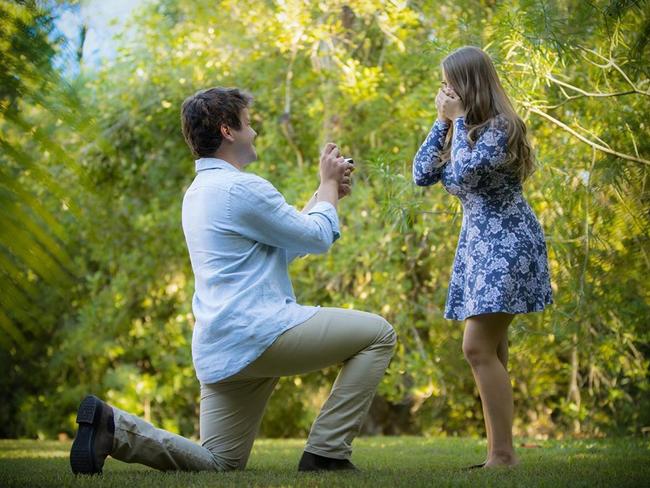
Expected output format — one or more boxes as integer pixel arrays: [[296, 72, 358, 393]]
[[412, 46, 553, 468]]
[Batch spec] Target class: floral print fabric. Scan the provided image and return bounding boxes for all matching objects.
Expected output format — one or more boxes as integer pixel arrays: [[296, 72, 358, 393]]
[[413, 115, 553, 320]]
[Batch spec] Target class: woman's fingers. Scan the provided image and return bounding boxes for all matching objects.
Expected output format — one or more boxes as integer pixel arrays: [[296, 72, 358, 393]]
[[440, 90, 455, 102], [442, 86, 459, 100]]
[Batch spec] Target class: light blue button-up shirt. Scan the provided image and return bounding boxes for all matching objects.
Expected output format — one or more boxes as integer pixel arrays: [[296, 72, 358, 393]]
[[181, 158, 341, 384]]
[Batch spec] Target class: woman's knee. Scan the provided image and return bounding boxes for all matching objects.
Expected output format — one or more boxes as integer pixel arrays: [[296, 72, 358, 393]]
[[462, 339, 493, 368]]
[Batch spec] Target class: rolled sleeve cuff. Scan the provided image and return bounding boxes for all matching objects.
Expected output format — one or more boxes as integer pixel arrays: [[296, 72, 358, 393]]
[[308, 201, 341, 242]]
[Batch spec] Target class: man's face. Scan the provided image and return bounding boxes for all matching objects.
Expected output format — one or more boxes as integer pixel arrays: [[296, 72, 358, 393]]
[[230, 108, 257, 166]]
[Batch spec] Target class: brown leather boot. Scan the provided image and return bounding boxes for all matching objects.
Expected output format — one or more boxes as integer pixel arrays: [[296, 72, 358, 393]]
[[70, 395, 115, 475]]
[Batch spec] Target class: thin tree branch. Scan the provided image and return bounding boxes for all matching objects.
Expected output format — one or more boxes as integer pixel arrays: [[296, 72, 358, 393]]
[[573, 120, 612, 149], [546, 73, 641, 98], [280, 30, 304, 169], [522, 103, 650, 165], [576, 45, 650, 95]]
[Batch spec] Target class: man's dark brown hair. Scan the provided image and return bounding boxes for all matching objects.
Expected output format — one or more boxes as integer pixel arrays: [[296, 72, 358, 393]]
[[180, 87, 253, 158]]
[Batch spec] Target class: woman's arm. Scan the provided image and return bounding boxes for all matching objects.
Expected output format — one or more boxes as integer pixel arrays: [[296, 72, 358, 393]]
[[412, 119, 450, 186], [449, 115, 509, 186]]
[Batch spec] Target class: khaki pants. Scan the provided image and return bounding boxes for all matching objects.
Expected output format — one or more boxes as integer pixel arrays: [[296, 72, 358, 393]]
[[110, 307, 396, 471]]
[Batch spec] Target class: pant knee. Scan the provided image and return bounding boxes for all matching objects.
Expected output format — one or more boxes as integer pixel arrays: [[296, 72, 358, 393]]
[[203, 445, 248, 472], [223, 460, 246, 472], [210, 453, 246, 472], [376, 316, 397, 348]]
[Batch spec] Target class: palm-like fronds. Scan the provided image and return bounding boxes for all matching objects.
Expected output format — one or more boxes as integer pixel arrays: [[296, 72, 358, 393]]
[[0, 1, 83, 349]]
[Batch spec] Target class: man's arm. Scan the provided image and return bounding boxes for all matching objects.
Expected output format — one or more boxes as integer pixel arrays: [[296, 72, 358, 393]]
[[300, 191, 319, 214], [300, 165, 353, 215], [230, 176, 340, 256]]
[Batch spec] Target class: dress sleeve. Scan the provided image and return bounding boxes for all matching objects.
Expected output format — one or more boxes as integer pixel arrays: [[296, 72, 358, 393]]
[[412, 119, 450, 186], [449, 115, 509, 185], [229, 177, 340, 255]]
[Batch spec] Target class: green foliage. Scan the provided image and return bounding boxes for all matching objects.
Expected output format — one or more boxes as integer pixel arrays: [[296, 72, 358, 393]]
[[1, 0, 648, 439], [0, 0, 92, 436]]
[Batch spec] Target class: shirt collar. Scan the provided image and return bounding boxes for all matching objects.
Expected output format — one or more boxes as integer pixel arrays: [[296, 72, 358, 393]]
[[195, 158, 241, 173]]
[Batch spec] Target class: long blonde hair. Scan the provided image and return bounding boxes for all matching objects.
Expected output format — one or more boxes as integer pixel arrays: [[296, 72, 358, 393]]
[[438, 46, 535, 183]]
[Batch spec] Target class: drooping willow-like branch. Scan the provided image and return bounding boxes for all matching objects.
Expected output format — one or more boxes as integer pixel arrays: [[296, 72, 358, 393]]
[[546, 73, 641, 98], [576, 45, 650, 96], [280, 30, 305, 169], [539, 44, 649, 109], [522, 102, 650, 166]]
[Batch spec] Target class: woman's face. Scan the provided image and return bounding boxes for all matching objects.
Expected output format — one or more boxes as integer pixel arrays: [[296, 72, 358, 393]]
[[441, 69, 459, 100]]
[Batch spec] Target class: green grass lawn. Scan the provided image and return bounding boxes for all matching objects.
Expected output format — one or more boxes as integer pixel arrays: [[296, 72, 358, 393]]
[[1, 436, 649, 487]]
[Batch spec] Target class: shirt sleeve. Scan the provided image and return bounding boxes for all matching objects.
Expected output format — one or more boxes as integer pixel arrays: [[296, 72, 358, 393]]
[[450, 115, 509, 186], [412, 119, 450, 186], [229, 177, 340, 255]]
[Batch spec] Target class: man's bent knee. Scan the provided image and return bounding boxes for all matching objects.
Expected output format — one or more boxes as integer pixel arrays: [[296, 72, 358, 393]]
[[376, 316, 397, 348], [202, 443, 250, 472], [208, 452, 247, 472]]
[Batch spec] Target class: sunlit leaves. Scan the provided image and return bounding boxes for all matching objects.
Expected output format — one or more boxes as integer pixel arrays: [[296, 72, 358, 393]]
[[2, 0, 648, 438]]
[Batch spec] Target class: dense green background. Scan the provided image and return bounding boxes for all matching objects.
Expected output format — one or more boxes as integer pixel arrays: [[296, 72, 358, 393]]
[[1, 0, 648, 440]]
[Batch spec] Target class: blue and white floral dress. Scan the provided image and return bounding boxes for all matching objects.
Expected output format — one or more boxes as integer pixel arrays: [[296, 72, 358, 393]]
[[413, 115, 553, 321]]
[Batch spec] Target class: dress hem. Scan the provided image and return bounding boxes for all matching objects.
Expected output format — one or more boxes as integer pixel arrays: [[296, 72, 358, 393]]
[[444, 300, 553, 322]]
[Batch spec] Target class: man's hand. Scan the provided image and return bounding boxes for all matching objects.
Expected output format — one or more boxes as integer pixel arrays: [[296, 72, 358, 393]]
[[320, 143, 354, 198], [318, 143, 353, 207], [320, 143, 351, 183], [338, 167, 354, 198]]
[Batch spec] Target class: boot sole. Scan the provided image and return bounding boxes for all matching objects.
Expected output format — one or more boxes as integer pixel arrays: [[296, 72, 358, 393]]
[[70, 395, 103, 475]]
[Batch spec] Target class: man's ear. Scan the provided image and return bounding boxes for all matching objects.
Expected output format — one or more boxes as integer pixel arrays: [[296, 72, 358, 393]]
[[220, 124, 234, 142]]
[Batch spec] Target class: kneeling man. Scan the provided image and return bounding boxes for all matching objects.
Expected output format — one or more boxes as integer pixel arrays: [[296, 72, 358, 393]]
[[70, 87, 396, 474]]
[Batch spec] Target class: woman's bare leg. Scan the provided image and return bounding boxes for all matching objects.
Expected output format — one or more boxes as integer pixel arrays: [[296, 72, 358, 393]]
[[497, 336, 509, 369], [463, 312, 518, 467], [482, 336, 509, 460]]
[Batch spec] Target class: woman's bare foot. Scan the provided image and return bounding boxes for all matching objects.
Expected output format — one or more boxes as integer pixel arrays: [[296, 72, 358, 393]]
[[484, 452, 519, 468]]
